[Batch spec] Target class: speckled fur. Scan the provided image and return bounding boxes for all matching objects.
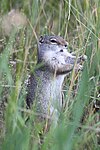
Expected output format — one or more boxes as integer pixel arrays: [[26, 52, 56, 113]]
[[26, 35, 86, 122]]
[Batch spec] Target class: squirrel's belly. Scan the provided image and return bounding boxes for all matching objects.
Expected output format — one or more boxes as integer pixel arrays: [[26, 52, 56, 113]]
[[35, 75, 63, 119], [35, 87, 62, 119]]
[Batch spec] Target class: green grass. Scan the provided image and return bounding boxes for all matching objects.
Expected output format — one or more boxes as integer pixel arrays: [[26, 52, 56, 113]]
[[0, 0, 100, 150]]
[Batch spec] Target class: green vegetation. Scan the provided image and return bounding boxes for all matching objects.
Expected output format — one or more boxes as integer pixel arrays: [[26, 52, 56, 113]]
[[0, 0, 100, 150]]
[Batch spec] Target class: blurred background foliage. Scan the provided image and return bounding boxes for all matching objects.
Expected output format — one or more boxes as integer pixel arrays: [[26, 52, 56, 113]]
[[0, 0, 100, 150]]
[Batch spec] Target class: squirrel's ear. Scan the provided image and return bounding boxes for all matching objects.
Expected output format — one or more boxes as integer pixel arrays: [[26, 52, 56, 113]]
[[39, 36, 44, 43]]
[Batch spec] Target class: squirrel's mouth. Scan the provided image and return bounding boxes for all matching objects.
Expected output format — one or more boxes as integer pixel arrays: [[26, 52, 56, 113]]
[[39, 50, 87, 75]]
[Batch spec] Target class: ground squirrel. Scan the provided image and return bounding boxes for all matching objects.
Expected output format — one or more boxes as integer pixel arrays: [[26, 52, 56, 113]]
[[26, 35, 86, 122]]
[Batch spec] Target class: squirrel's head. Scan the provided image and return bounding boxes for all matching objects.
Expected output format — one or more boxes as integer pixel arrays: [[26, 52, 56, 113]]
[[37, 35, 87, 74]]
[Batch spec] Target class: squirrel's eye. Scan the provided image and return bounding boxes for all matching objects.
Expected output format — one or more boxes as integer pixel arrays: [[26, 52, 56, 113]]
[[50, 38, 57, 44]]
